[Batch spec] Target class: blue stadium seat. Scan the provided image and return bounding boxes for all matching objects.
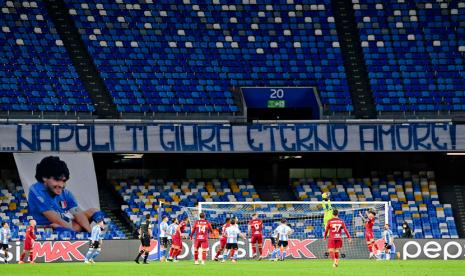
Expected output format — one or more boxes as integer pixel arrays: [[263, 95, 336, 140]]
[[353, 0, 465, 113], [64, 0, 353, 114], [114, 178, 260, 232], [0, 183, 126, 241], [0, 1, 92, 112], [291, 170, 459, 239]]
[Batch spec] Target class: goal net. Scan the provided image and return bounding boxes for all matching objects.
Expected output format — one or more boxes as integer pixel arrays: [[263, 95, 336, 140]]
[[192, 201, 391, 260]]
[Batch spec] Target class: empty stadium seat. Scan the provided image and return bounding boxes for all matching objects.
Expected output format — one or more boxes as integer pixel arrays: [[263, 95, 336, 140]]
[[65, 0, 353, 114], [0, 1, 94, 113], [353, 0, 465, 113], [113, 178, 260, 232], [0, 182, 125, 240], [291, 171, 459, 239]]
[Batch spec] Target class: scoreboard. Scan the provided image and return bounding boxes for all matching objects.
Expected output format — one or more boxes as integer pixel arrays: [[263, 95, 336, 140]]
[[241, 87, 319, 108], [241, 87, 321, 119]]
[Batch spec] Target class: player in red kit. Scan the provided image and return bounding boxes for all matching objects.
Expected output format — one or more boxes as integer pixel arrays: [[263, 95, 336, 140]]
[[190, 213, 213, 265], [169, 216, 189, 262], [360, 210, 377, 259], [19, 220, 37, 264], [214, 217, 231, 261], [248, 213, 263, 260], [324, 209, 351, 268]]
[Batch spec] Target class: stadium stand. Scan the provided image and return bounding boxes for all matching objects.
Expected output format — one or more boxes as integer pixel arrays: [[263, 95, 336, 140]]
[[64, 0, 352, 113], [291, 171, 459, 239], [0, 171, 460, 241], [114, 173, 458, 240], [114, 178, 260, 231], [0, 182, 126, 240], [352, 0, 465, 113], [0, 0, 94, 113]]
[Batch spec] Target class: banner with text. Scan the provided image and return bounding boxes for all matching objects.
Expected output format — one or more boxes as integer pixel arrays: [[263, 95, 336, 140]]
[[2, 239, 463, 262], [0, 238, 378, 263], [0, 123, 462, 153]]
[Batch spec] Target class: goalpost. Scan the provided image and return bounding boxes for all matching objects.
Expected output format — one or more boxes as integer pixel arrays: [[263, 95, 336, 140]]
[[194, 201, 391, 259], [198, 201, 391, 224]]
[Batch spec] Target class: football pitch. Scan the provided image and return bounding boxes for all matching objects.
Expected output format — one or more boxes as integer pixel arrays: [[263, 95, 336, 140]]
[[2, 260, 465, 276]]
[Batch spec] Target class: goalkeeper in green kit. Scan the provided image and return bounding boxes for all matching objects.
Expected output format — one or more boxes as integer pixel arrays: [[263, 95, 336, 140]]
[[322, 192, 334, 228], [322, 192, 334, 258]]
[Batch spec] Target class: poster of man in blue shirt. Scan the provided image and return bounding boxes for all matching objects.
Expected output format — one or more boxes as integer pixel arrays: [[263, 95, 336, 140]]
[[28, 156, 104, 232]]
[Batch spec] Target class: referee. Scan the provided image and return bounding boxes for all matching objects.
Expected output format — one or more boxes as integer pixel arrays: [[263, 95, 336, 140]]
[[135, 214, 152, 264]]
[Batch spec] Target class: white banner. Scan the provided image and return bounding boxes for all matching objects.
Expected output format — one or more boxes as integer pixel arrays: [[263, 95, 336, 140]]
[[13, 152, 100, 211], [0, 122, 461, 152]]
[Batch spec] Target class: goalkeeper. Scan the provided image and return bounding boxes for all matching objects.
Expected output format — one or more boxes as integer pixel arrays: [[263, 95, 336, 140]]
[[322, 192, 335, 258], [322, 192, 334, 229]]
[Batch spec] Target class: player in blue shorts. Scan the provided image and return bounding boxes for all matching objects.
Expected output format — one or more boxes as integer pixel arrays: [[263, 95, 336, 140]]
[[84, 220, 105, 264], [269, 232, 280, 261], [382, 224, 395, 260], [28, 156, 104, 232]]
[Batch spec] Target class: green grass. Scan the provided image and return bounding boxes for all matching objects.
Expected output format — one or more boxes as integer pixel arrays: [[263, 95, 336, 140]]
[[2, 260, 464, 276]]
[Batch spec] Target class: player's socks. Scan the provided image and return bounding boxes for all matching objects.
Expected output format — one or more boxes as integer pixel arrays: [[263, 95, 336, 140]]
[[386, 253, 391, 260], [368, 245, 374, 259], [85, 249, 95, 262], [258, 246, 263, 256], [143, 252, 149, 263], [29, 252, 34, 262], [174, 249, 181, 259], [135, 249, 144, 261], [20, 252, 26, 262], [160, 249, 166, 260], [194, 251, 199, 261], [329, 252, 334, 260], [282, 251, 286, 260], [171, 249, 176, 259], [230, 249, 236, 260], [252, 246, 256, 256], [368, 245, 373, 257], [92, 249, 101, 260], [270, 249, 278, 260], [334, 252, 339, 260], [202, 251, 207, 261]]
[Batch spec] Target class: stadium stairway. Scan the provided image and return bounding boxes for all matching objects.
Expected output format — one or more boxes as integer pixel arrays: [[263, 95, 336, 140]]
[[450, 185, 465, 238], [331, 0, 376, 119], [436, 171, 465, 238], [98, 186, 133, 238], [43, 0, 117, 118], [255, 185, 296, 201]]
